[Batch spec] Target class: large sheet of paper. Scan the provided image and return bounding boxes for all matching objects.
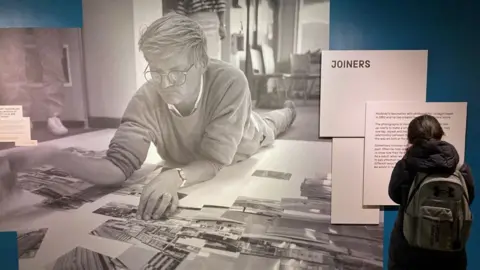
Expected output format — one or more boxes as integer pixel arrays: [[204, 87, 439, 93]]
[[0, 128, 385, 270], [319, 50, 428, 137], [179, 140, 332, 208], [363, 101, 467, 206], [237, 140, 332, 201], [331, 138, 380, 224]]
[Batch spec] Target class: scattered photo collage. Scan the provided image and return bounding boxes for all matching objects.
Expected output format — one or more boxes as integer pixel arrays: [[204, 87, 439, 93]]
[[16, 147, 121, 210], [15, 148, 383, 269]]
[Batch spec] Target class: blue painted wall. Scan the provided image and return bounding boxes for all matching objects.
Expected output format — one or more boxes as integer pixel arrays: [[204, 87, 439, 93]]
[[330, 0, 480, 269], [0, 232, 18, 270], [0, 0, 83, 28]]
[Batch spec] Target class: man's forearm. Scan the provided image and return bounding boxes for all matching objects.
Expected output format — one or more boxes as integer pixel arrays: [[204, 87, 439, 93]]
[[181, 160, 223, 188], [51, 151, 126, 186]]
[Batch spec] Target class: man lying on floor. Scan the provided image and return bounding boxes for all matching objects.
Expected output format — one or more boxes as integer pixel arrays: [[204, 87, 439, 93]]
[[1, 13, 296, 220]]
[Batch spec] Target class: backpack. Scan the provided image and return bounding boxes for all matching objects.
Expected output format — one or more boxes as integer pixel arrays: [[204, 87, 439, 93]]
[[403, 170, 473, 252]]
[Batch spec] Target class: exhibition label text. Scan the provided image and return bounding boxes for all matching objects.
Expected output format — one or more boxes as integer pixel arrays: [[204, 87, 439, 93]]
[[331, 60, 371, 68]]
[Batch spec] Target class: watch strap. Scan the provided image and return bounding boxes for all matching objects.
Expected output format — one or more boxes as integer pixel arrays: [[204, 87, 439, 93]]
[[175, 168, 187, 187]]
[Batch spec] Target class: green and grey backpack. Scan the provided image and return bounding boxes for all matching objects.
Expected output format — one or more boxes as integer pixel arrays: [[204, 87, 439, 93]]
[[403, 170, 473, 251]]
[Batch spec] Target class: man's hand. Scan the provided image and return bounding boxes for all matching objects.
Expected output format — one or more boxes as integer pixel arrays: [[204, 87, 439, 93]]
[[137, 169, 182, 220], [219, 25, 226, 40], [8, 145, 60, 172], [0, 145, 60, 203]]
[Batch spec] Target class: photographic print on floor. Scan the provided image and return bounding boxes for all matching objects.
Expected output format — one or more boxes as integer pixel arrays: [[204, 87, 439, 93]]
[[92, 201, 195, 221], [300, 176, 332, 200], [251, 170, 292, 181], [90, 219, 178, 251], [90, 174, 383, 269], [50, 247, 128, 270], [93, 202, 138, 219], [15, 147, 122, 210], [49, 245, 192, 270], [228, 196, 284, 217], [17, 228, 48, 259], [216, 180, 383, 270], [281, 197, 331, 216], [90, 201, 248, 256], [140, 248, 188, 270], [88, 186, 382, 270]]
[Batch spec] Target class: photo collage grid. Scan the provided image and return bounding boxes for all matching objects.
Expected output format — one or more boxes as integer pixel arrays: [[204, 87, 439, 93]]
[[14, 148, 383, 270]]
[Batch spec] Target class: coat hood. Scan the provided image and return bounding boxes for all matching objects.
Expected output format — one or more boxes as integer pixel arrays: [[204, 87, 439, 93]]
[[405, 140, 459, 174]]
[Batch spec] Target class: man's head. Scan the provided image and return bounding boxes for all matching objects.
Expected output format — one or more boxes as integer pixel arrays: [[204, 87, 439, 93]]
[[138, 13, 209, 105]]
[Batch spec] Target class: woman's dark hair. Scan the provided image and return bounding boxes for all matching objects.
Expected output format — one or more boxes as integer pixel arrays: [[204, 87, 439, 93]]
[[407, 114, 445, 145]]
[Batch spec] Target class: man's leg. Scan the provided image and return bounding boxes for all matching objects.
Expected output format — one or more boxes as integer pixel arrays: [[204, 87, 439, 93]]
[[33, 28, 68, 136], [261, 100, 297, 140], [0, 29, 32, 119]]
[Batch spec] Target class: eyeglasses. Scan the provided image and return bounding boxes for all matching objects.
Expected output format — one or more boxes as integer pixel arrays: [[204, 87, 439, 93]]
[[144, 64, 194, 87]]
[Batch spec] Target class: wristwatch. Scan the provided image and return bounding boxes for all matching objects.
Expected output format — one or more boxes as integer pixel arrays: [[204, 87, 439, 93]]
[[175, 168, 187, 188]]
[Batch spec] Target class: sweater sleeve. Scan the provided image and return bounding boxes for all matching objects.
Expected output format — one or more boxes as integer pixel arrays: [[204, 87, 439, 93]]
[[388, 159, 413, 205], [199, 69, 251, 166], [105, 92, 155, 179], [460, 163, 475, 205]]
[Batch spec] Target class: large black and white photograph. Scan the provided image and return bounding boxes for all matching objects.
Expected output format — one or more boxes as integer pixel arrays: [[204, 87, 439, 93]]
[[0, 1, 384, 269]]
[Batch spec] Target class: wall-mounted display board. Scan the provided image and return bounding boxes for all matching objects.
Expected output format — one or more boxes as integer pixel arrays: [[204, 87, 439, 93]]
[[363, 101, 467, 206], [319, 50, 428, 138], [331, 137, 381, 224]]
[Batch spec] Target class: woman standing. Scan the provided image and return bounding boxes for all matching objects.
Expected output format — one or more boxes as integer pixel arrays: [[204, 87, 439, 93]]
[[388, 114, 475, 270], [176, 0, 227, 60]]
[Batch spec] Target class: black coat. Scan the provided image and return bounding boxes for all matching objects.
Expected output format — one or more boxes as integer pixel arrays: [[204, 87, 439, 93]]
[[388, 140, 475, 270]]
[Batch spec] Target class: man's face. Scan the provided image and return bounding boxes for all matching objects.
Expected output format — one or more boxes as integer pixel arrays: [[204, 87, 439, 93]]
[[144, 53, 202, 105]]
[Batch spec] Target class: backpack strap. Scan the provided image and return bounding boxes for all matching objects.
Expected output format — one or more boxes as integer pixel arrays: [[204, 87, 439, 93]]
[[404, 172, 429, 212], [453, 170, 470, 202]]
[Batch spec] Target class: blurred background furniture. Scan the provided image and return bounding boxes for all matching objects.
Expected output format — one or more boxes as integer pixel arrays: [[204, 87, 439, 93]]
[[251, 45, 288, 109], [284, 53, 320, 105]]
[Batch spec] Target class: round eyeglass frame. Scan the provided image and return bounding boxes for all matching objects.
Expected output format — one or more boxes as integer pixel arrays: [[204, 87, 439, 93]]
[[143, 64, 194, 87]]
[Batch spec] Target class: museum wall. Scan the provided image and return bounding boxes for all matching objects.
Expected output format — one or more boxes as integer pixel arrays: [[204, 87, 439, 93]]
[[82, 0, 163, 120], [297, 0, 329, 53], [81, 0, 137, 119], [329, 0, 480, 268], [81, 0, 136, 119]]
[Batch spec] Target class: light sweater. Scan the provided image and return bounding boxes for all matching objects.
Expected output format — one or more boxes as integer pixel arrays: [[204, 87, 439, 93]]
[[105, 59, 269, 178]]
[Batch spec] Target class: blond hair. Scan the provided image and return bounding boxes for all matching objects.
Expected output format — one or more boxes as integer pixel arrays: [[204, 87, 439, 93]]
[[138, 12, 209, 67]]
